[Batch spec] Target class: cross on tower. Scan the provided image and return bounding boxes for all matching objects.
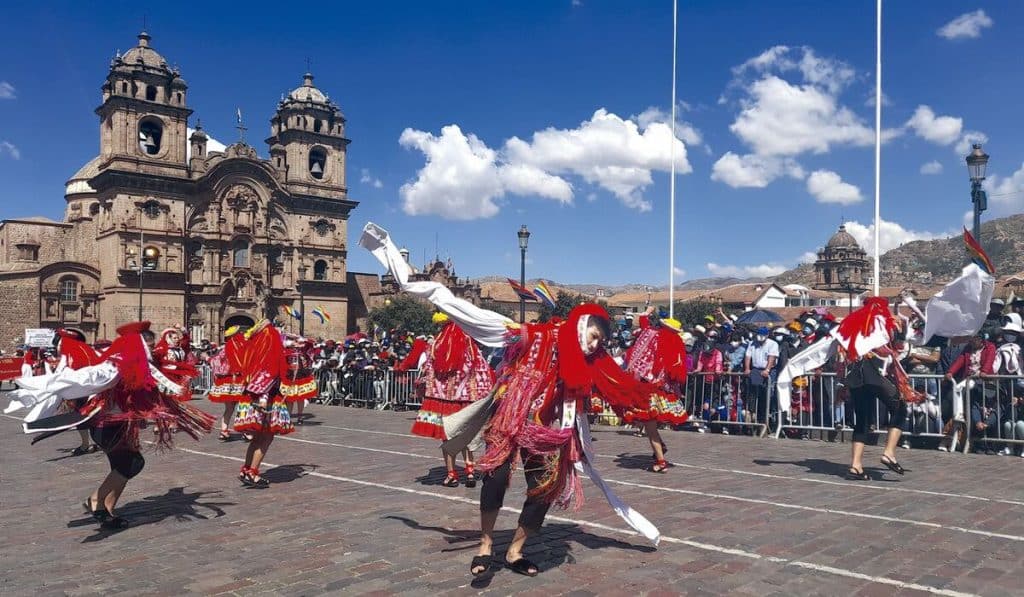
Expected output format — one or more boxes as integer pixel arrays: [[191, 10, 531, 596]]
[[235, 108, 248, 143]]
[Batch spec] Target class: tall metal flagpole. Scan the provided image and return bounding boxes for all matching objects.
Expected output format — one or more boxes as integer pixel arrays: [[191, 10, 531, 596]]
[[873, 0, 882, 296], [668, 0, 678, 319]]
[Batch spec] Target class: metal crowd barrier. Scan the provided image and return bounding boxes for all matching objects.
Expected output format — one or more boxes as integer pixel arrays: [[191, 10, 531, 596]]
[[191, 363, 213, 395], [962, 374, 1024, 455], [774, 372, 952, 442], [313, 367, 421, 411], [684, 371, 769, 436]]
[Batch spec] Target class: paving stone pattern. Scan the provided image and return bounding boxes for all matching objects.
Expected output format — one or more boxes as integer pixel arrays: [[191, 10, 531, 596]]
[[1, 402, 1022, 596]]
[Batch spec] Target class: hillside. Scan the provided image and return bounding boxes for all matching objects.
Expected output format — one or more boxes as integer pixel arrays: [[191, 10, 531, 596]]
[[774, 214, 1024, 287]]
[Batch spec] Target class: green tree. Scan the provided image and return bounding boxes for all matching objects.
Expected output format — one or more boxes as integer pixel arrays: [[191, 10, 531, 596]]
[[368, 295, 435, 336]]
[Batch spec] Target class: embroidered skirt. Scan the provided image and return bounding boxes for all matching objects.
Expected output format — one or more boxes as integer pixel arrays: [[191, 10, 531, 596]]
[[410, 397, 470, 441], [280, 375, 318, 402], [234, 396, 294, 435], [620, 391, 690, 426], [208, 373, 244, 403]]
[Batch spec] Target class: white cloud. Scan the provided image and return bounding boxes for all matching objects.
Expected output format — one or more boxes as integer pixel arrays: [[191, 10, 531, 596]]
[[710, 152, 805, 188], [843, 218, 947, 257], [398, 109, 695, 219], [905, 105, 963, 145], [504, 109, 690, 211], [920, 160, 943, 175], [937, 10, 993, 40], [633, 104, 703, 147], [865, 91, 892, 108], [797, 251, 818, 264], [713, 46, 900, 195], [955, 130, 989, 156], [0, 81, 14, 99], [185, 127, 226, 160], [0, 141, 20, 160], [730, 76, 875, 156], [806, 170, 862, 205], [673, 267, 687, 278], [985, 162, 1024, 219], [707, 262, 788, 279], [360, 168, 384, 188]]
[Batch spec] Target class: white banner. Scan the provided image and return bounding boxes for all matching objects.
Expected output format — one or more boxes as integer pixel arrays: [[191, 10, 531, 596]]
[[24, 328, 55, 348]]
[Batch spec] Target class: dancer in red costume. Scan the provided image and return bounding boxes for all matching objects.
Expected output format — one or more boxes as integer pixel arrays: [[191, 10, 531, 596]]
[[53, 329, 102, 455], [281, 335, 317, 425], [620, 309, 689, 473], [208, 325, 246, 441], [233, 320, 293, 487], [362, 222, 664, 577], [152, 327, 195, 401], [8, 321, 215, 529], [410, 312, 494, 488]]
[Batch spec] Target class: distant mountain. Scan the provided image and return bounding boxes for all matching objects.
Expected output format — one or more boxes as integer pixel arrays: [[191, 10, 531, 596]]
[[774, 214, 1024, 287], [470, 215, 1023, 298]]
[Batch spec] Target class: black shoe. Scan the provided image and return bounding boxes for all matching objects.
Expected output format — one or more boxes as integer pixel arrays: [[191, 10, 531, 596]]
[[83, 497, 110, 522], [880, 455, 905, 475]]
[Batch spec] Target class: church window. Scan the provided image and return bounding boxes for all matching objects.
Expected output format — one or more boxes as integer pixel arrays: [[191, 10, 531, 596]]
[[232, 240, 250, 268], [89, 203, 100, 216], [120, 81, 128, 94], [16, 244, 39, 261], [142, 199, 162, 219], [314, 219, 330, 237], [60, 278, 79, 303], [309, 147, 327, 179], [145, 85, 157, 101], [138, 119, 163, 155], [314, 119, 322, 133], [313, 259, 328, 281]]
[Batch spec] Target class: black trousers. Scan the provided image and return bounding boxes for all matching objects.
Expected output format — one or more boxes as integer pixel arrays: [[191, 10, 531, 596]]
[[90, 423, 146, 479], [850, 385, 905, 443], [480, 450, 552, 531]]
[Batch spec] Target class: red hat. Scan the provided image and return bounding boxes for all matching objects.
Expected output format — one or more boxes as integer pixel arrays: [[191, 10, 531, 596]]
[[116, 321, 152, 335]]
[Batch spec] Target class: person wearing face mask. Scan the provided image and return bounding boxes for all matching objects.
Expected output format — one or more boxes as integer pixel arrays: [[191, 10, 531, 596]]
[[743, 327, 779, 428], [993, 321, 1024, 456], [693, 332, 724, 432]]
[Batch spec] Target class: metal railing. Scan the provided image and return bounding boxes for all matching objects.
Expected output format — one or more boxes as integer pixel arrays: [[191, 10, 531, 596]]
[[313, 368, 421, 411], [684, 371, 769, 436], [962, 374, 1024, 454], [191, 363, 213, 395]]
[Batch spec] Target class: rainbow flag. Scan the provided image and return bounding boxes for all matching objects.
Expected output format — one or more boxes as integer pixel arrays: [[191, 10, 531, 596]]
[[533, 280, 556, 309], [506, 278, 538, 302], [963, 227, 995, 275], [279, 305, 302, 320], [311, 306, 330, 324]]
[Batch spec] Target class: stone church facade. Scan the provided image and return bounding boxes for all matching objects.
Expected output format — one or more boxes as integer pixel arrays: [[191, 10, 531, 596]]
[[0, 31, 360, 347]]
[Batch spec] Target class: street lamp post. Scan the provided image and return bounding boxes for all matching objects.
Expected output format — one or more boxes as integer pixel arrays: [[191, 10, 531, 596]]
[[297, 266, 307, 337], [965, 144, 990, 250], [517, 224, 530, 323], [838, 267, 855, 315], [127, 229, 160, 321]]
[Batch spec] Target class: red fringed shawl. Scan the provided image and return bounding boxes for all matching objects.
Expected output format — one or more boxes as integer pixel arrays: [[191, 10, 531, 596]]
[[395, 338, 428, 372]]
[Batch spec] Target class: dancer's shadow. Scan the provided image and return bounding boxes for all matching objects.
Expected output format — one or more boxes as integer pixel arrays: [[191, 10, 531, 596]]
[[415, 465, 455, 487], [260, 463, 317, 484], [611, 452, 656, 471], [383, 515, 653, 588], [46, 447, 104, 463], [752, 458, 902, 482], [70, 487, 235, 543], [293, 413, 323, 427]]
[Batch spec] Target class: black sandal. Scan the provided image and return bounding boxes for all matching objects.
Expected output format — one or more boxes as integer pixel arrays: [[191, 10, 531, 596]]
[[470, 554, 492, 576], [218, 430, 231, 442], [880, 455, 905, 475], [464, 469, 477, 488], [441, 472, 459, 487], [846, 467, 869, 481], [70, 446, 90, 456], [506, 557, 539, 577], [83, 497, 110, 522], [648, 460, 668, 474]]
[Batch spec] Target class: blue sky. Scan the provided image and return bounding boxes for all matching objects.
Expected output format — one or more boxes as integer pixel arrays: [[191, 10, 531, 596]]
[[1, 1, 1021, 286]]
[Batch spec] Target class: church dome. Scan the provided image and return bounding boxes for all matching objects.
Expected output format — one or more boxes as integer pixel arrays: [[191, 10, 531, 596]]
[[288, 73, 328, 104], [119, 31, 170, 71], [826, 224, 860, 249], [65, 156, 101, 196]]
